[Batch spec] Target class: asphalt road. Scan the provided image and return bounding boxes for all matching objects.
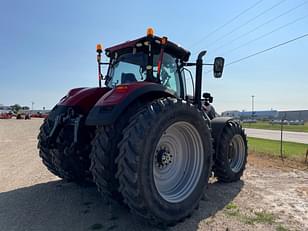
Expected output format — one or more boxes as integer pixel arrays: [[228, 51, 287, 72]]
[[245, 128, 308, 144]]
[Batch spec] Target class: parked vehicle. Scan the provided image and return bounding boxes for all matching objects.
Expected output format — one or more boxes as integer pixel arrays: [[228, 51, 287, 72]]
[[0, 113, 12, 119]]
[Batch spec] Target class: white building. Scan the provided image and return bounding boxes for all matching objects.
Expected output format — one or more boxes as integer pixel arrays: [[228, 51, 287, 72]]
[[0, 105, 12, 114]]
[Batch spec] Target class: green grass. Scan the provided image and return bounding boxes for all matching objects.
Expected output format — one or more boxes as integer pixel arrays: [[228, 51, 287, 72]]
[[276, 224, 289, 231], [243, 121, 308, 133], [225, 202, 238, 210], [248, 137, 308, 159], [224, 203, 290, 230], [224, 202, 241, 219], [224, 203, 276, 225], [244, 211, 275, 225]]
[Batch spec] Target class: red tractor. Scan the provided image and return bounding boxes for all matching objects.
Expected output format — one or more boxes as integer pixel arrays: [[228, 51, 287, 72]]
[[38, 28, 247, 225]]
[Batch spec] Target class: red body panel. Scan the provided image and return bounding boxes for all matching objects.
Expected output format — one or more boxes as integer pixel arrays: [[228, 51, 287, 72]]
[[0, 113, 12, 119], [58, 87, 111, 113], [94, 82, 158, 106], [67, 87, 86, 97], [31, 113, 48, 119]]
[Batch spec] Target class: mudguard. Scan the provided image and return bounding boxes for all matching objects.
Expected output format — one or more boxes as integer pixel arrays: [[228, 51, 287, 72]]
[[211, 117, 237, 149], [85, 82, 176, 126], [48, 87, 110, 121]]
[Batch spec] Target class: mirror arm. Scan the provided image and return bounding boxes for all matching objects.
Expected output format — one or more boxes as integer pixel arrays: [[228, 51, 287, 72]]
[[183, 62, 213, 66], [183, 62, 196, 66]]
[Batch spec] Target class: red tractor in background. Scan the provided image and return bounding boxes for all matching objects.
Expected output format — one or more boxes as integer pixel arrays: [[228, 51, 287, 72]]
[[38, 28, 247, 226], [0, 113, 13, 119]]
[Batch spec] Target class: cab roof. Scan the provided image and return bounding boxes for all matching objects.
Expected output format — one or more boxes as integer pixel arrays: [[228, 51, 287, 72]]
[[105, 36, 191, 62]]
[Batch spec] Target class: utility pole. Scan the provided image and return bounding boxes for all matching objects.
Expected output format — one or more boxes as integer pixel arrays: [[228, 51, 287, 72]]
[[251, 95, 255, 119], [31, 102, 34, 111]]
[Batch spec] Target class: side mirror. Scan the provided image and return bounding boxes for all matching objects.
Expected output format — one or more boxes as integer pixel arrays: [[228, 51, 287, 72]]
[[213, 57, 224, 78]]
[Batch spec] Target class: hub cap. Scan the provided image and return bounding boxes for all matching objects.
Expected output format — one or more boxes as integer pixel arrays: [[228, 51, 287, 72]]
[[228, 134, 245, 173], [153, 122, 204, 203]]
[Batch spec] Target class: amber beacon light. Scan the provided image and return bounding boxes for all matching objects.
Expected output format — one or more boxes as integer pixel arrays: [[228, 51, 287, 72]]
[[147, 27, 154, 37]]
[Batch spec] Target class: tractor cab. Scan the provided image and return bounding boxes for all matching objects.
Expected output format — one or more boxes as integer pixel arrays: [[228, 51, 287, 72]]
[[97, 28, 225, 110], [98, 29, 190, 98]]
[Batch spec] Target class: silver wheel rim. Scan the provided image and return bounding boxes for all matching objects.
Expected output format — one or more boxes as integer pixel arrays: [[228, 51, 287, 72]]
[[228, 134, 245, 173], [153, 121, 204, 203]]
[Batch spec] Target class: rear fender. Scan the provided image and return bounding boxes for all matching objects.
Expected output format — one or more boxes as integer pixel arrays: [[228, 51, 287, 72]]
[[85, 82, 176, 126]]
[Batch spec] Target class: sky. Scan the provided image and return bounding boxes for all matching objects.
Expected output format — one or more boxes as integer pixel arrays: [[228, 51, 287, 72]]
[[0, 0, 307, 113]]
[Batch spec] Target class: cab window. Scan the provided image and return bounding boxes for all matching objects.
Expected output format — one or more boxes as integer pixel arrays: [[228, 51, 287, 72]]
[[106, 52, 147, 88], [154, 53, 181, 96]]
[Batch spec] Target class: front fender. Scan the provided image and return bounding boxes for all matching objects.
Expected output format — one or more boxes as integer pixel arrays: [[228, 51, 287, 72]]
[[211, 117, 235, 147], [85, 82, 175, 126], [58, 87, 111, 111], [48, 87, 111, 121]]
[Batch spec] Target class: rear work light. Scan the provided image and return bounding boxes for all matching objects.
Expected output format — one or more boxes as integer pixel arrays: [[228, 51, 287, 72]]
[[115, 85, 129, 93]]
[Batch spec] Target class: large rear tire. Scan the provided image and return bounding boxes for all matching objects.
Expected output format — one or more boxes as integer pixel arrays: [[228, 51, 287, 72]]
[[38, 115, 93, 182], [90, 102, 141, 202], [213, 121, 248, 182], [115, 98, 212, 225]]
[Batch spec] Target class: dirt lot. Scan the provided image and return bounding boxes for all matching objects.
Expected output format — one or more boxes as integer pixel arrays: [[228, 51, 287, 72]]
[[0, 119, 307, 231]]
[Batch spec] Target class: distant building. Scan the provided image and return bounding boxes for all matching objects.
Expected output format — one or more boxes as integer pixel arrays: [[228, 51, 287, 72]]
[[221, 110, 241, 118], [29, 110, 50, 113], [0, 105, 12, 114], [222, 109, 308, 122], [222, 110, 279, 120], [278, 110, 308, 122], [240, 110, 279, 120]]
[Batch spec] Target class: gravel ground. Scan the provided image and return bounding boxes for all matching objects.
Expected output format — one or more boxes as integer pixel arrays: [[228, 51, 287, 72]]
[[0, 119, 307, 231]]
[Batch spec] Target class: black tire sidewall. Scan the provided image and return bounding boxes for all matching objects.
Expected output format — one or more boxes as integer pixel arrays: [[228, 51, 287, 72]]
[[138, 101, 212, 221], [215, 123, 247, 181]]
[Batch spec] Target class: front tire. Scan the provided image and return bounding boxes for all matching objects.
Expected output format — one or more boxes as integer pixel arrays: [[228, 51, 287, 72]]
[[38, 115, 93, 182], [116, 98, 213, 225], [213, 121, 248, 182]]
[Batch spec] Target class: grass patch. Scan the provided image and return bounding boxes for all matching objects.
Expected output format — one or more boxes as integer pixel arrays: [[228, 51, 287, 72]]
[[276, 224, 289, 231], [244, 211, 275, 225], [224, 202, 241, 218], [224, 204, 276, 226], [225, 203, 289, 229], [225, 202, 238, 210], [243, 121, 308, 133], [248, 137, 308, 159]]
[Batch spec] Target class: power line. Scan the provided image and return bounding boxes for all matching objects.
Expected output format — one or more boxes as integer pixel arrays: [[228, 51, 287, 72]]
[[209, 0, 308, 54], [226, 33, 308, 67], [189, 0, 264, 48], [190, 0, 286, 54], [222, 13, 308, 56], [192, 0, 286, 54]]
